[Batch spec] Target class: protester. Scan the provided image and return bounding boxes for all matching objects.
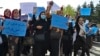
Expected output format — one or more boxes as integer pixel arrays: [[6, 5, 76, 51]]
[[32, 1, 53, 56], [9, 9, 23, 56], [21, 20, 32, 56], [62, 22, 74, 56], [22, 14, 36, 56], [50, 6, 64, 56], [0, 9, 11, 56], [50, 27, 62, 56], [32, 11, 49, 56], [90, 23, 99, 41], [85, 22, 93, 49], [74, 16, 90, 56]]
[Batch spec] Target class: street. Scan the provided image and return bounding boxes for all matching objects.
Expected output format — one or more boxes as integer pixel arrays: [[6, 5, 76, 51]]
[[20, 41, 100, 56]]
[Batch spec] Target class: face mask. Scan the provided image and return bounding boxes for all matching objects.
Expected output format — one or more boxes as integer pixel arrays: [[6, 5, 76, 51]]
[[41, 15, 46, 19], [14, 17, 20, 19]]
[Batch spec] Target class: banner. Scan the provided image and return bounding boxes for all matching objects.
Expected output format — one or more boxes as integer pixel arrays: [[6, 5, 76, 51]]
[[2, 19, 27, 36], [51, 14, 68, 30], [80, 8, 91, 16], [20, 2, 37, 14]]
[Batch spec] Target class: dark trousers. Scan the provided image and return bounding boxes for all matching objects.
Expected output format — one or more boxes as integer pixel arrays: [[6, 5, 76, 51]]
[[0, 37, 8, 56], [0, 44, 7, 56], [62, 36, 73, 56], [74, 36, 90, 56], [14, 38, 23, 56], [0, 44, 3, 56], [22, 45, 31, 55], [86, 35, 92, 49], [50, 39, 59, 56], [33, 41, 46, 56]]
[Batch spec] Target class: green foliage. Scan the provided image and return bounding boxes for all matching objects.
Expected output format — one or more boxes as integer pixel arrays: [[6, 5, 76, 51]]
[[77, 5, 81, 12], [63, 5, 76, 17], [82, 2, 87, 8]]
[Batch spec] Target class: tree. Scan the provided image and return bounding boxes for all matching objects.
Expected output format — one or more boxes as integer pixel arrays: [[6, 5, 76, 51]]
[[82, 2, 87, 8], [96, 1, 100, 17], [89, 1, 94, 15], [77, 5, 81, 12], [63, 5, 75, 17]]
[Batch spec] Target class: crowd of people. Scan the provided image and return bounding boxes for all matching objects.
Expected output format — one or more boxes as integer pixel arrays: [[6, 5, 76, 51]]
[[0, 1, 99, 56]]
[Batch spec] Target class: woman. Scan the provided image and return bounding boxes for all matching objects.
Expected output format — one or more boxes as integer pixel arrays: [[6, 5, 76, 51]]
[[62, 22, 74, 56], [32, 1, 53, 56], [0, 9, 11, 56], [22, 19, 36, 56], [50, 27, 62, 56], [49, 7, 64, 56], [74, 16, 90, 56], [4, 9, 11, 18], [33, 11, 48, 56], [85, 22, 93, 49], [9, 9, 22, 56]]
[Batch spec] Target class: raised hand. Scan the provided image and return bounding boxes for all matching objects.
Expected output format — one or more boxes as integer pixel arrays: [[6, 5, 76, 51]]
[[36, 25, 43, 30], [49, 1, 54, 6]]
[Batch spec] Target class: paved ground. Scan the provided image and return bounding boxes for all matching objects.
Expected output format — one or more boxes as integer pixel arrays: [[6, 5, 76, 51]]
[[25, 42, 100, 56], [45, 41, 100, 56], [7, 41, 100, 56], [89, 42, 100, 56]]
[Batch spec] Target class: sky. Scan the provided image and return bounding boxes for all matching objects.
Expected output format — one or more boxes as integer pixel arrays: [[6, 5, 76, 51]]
[[0, 0, 100, 15]]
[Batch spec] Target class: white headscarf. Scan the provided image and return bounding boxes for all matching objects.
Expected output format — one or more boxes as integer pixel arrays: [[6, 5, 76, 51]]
[[79, 24, 86, 38]]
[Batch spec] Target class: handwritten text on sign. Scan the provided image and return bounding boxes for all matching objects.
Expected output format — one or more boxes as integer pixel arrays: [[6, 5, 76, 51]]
[[2, 19, 27, 37]]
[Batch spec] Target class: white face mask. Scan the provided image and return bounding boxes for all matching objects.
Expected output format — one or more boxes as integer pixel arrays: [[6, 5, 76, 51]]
[[41, 15, 46, 19], [14, 17, 20, 19]]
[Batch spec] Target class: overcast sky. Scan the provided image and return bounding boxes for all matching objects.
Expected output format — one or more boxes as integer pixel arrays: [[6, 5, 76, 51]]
[[0, 0, 99, 14]]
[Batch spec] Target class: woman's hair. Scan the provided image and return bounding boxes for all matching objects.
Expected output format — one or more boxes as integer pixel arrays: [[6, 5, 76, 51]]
[[19, 9, 21, 17], [75, 16, 81, 33], [75, 16, 80, 28], [11, 9, 19, 19], [4, 9, 11, 18], [75, 16, 84, 27], [75, 16, 84, 33]]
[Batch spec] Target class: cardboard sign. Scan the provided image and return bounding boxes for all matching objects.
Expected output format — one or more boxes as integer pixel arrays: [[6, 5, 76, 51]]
[[2, 19, 27, 36], [51, 14, 68, 30]]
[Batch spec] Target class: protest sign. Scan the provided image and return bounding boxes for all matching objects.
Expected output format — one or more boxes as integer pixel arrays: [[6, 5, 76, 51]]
[[21, 15, 28, 21], [80, 8, 91, 16], [51, 14, 68, 30], [20, 2, 37, 14], [2, 19, 27, 36]]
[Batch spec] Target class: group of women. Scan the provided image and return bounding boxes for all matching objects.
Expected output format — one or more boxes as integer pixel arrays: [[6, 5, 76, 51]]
[[0, 1, 99, 56]]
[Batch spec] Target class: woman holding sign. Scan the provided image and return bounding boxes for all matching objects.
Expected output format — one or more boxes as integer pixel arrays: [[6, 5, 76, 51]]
[[9, 9, 23, 56], [62, 22, 74, 56], [74, 16, 90, 56], [0, 9, 11, 56], [50, 27, 63, 56], [50, 7, 64, 56]]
